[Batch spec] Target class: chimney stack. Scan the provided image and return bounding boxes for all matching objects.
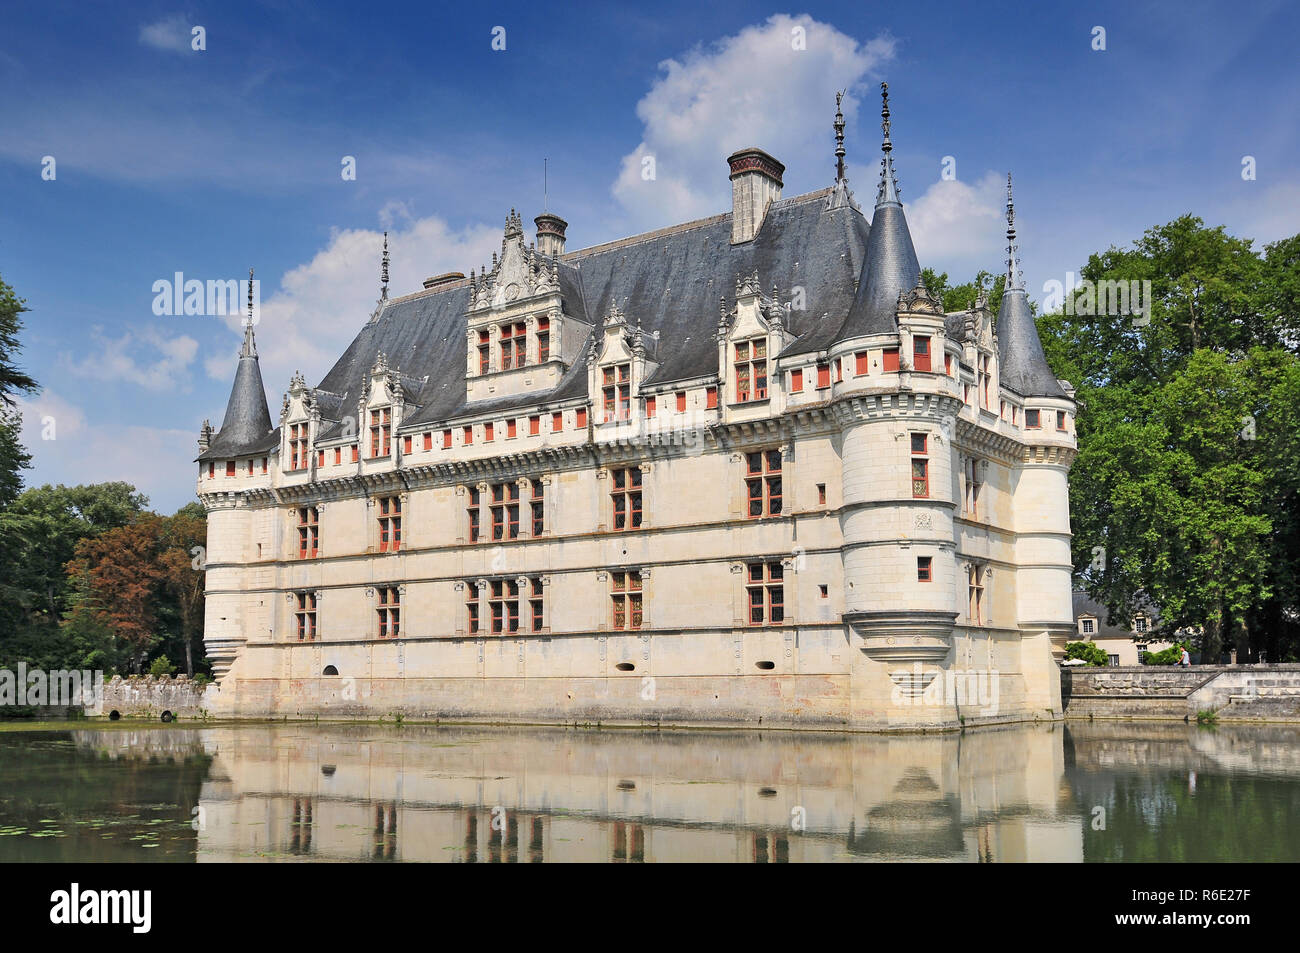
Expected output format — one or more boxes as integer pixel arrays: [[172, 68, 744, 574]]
[[727, 147, 784, 244], [535, 213, 568, 257]]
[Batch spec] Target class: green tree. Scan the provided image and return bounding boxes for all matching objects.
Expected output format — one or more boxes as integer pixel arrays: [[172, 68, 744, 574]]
[[1065, 641, 1110, 666]]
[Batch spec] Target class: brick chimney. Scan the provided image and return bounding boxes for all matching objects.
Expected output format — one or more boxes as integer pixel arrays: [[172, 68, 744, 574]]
[[727, 147, 784, 244], [535, 213, 568, 257]]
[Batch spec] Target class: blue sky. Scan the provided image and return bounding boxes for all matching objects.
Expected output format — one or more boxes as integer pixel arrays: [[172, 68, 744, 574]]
[[1, 0, 1296, 512]]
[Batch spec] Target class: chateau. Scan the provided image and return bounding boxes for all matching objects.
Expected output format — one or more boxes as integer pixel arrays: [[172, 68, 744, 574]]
[[196, 87, 1077, 729]]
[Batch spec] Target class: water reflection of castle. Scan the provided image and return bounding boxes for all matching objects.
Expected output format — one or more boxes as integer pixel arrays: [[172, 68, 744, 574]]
[[147, 724, 1081, 862]]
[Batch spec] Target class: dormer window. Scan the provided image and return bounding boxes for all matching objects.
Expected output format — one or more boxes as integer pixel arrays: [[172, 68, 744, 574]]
[[369, 408, 391, 457], [1081, 618, 1095, 634], [478, 330, 490, 374], [288, 423, 308, 471], [1134, 615, 1149, 634], [537, 316, 550, 362], [733, 339, 768, 402], [603, 364, 630, 421], [500, 322, 527, 370]]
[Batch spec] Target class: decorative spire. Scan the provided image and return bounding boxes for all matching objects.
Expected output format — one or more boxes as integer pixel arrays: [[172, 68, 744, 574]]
[[834, 90, 847, 182], [241, 267, 257, 357], [381, 231, 390, 300], [1005, 172, 1022, 291], [876, 82, 901, 207]]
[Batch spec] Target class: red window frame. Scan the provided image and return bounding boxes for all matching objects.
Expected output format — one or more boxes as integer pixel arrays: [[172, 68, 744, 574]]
[[376, 586, 400, 638], [576, 408, 587, 428], [745, 449, 783, 518], [423, 432, 433, 451], [610, 466, 644, 531], [378, 496, 402, 552], [913, 336, 931, 372], [882, 348, 900, 372], [369, 409, 391, 458], [507, 419, 517, 439], [816, 362, 830, 389], [645, 396, 656, 419], [297, 506, 319, 559], [485, 422, 494, 442], [855, 352, 869, 375], [530, 479, 545, 536], [226, 461, 236, 477], [917, 556, 932, 582], [911, 433, 929, 499], [529, 415, 540, 436], [733, 339, 768, 402], [552, 412, 563, 433], [790, 368, 803, 393], [746, 561, 785, 626], [676, 391, 686, 412], [442, 429, 452, 449], [295, 591, 317, 641], [403, 435, 412, 454], [611, 570, 644, 630], [463, 425, 474, 445], [1025, 409, 1041, 429], [705, 386, 718, 409]]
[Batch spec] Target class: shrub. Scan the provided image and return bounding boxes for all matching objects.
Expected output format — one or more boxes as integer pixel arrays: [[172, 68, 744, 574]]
[[1065, 641, 1110, 666]]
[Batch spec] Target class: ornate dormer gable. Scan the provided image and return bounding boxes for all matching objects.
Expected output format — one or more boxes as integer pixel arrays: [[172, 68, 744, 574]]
[[280, 370, 317, 473], [464, 209, 590, 403], [197, 418, 213, 453], [356, 351, 408, 461], [717, 270, 791, 405], [587, 303, 657, 425], [893, 280, 947, 374]]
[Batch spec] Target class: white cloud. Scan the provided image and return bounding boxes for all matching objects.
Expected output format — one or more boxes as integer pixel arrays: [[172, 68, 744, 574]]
[[61, 327, 199, 391], [206, 215, 502, 401], [612, 14, 895, 231], [906, 171, 1007, 277], [138, 15, 193, 54]]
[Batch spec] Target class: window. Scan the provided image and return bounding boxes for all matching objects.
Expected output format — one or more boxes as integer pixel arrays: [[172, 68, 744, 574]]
[[1134, 616, 1149, 634], [507, 419, 517, 439], [467, 487, 482, 543], [334, 447, 342, 465], [913, 336, 931, 372], [297, 506, 319, 559], [490, 482, 521, 541], [745, 450, 783, 517], [485, 422, 494, 442], [464, 425, 474, 445], [911, 433, 928, 499], [529, 415, 540, 436], [262, 457, 268, 473], [207, 462, 214, 479], [746, 561, 785, 626], [817, 483, 826, 505], [1081, 618, 1095, 634], [294, 592, 317, 641], [537, 316, 550, 363], [490, 579, 520, 633], [247, 460, 254, 476], [1108, 654, 1120, 666], [530, 479, 545, 535], [816, 362, 830, 389], [1000, 401, 1006, 421], [944, 353, 952, 376], [403, 435, 412, 454], [968, 565, 984, 625], [377, 496, 402, 552], [226, 461, 236, 477], [790, 368, 803, 393], [443, 429, 452, 449], [478, 329, 490, 375], [610, 466, 644, 530], [645, 396, 656, 418], [611, 571, 643, 630], [1057, 410, 1067, 431], [965, 459, 982, 516], [981, 355, 991, 408], [289, 423, 308, 470], [705, 386, 718, 409], [917, 556, 932, 582], [855, 351, 869, 375], [530, 577, 544, 632], [1025, 409, 1041, 429], [576, 408, 588, 428], [369, 409, 391, 458], [423, 432, 432, 451], [603, 364, 631, 420], [316, 450, 324, 468], [1012, 407, 1018, 426], [835, 358, 843, 382], [552, 412, 563, 433], [882, 348, 900, 373], [500, 322, 527, 369], [376, 586, 400, 638], [676, 391, 686, 412], [733, 339, 768, 402], [466, 583, 480, 633]]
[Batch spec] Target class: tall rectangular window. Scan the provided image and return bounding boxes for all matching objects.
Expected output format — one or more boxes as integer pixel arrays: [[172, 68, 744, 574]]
[[1057, 410, 1067, 431], [466, 583, 480, 633], [911, 433, 929, 498], [288, 423, 308, 470], [733, 339, 768, 402], [790, 368, 803, 393], [746, 561, 784, 626], [530, 577, 544, 632], [882, 348, 900, 372], [207, 462, 214, 479], [965, 459, 982, 516], [611, 571, 643, 630], [485, 422, 494, 442], [576, 408, 588, 428], [376, 586, 400, 638], [316, 450, 324, 468], [530, 479, 545, 536], [369, 409, 391, 458], [423, 432, 433, 451], [705, 386, 718, 409], [489, 482, 521, 541], [968, 565, 984, 625], [603, 364, 631, 420], [334, 447, 342, 465], [676, 391, 686, 412], [816, 362, 830, 389], [913, 336, 931, 372], [944, 353, 952, 375], [478, 329, 490, 375], [529, 415, 540, 436], [507, 419, 518, 439], [745, 449, 783, 518], [295, 591, 317, 641], [297, 506, 319, 559], [855, 352, 869, 375], [378, 496, 402, 552], [552, 412, 563, 433], [537, 316, 550, 363], [467, 487, 482, 543], [402, 435, 412, 455], [226, 461, 236, 477], [645, 396, 656, 418], [610, 466, 643, 531], [443, 429, 452, 449], [979, 355, 990, 408], [489, 579, 520, 633]]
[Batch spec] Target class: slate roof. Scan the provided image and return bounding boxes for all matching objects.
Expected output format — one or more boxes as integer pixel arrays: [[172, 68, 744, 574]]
[[836, 200, 920, 340], [198, 337, 275, 460], [996, 288, 1068, 398], [1072, 590, 1162, 640]]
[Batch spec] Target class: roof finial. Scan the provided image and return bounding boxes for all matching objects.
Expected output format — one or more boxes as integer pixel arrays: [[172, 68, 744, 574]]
[[241, 267, 257, 357], [876, 82, 901, 207], [381, 231, 390, 300], [834, 90, 847, 182], [544, 158, 549, 213], [1005, 172, 1022, 291]]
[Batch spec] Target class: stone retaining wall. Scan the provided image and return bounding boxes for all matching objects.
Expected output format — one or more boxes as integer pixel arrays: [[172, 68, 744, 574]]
[[90, 675, 209, 719], [1062, 665, 1300, 720]]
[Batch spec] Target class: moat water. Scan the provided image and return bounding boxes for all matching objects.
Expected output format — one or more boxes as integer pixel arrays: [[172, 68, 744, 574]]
[[0, 720, 1297, 862]]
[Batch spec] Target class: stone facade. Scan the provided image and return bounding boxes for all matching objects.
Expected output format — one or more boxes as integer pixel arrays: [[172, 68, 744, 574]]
[[196, 90, 1077, 731]]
